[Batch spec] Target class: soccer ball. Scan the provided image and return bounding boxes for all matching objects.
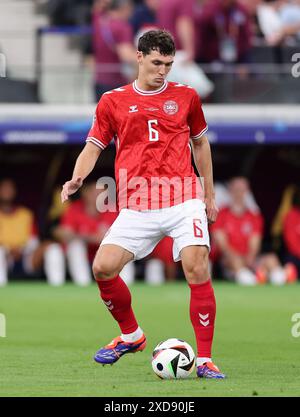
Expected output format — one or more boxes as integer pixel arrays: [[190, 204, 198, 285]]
[[151, 338, 195, 379]]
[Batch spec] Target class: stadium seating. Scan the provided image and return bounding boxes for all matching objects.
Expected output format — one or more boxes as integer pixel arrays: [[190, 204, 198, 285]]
[[0, 0, 93, 103], [0, 0, 47, 82]]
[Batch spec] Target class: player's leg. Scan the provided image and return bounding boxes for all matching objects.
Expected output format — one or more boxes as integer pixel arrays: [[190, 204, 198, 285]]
[[93, 244, 146, 364], [222, 252, 257, 285], [165, 199, 225, 378], [257, 253, 290, 285], [180, 245, 224, 378], [149, 237, 176, 283], [30, 241, 66, 286], [93, 208, 163, 364], [0, 246, 8, 286], [66, 239, 92, 285]]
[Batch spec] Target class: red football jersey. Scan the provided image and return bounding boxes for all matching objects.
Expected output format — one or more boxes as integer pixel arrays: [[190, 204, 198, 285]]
[[211, 207, 264, 256], [61, 201, 118, 235], [61, 200, 118, 259], [86, 80, 208, 210], [283, 207, 300, 258]]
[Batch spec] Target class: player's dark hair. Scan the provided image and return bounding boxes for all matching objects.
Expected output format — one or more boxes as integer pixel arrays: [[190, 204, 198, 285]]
[[138, 30, 176, 56]]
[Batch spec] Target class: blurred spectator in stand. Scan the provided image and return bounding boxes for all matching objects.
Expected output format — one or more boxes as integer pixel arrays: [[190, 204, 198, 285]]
[[55, 181, 135, 286], [211, 177, 296, 285], [157, 0, 196, 60], [210, 180, 260, 275], [157, 0, 214, 99], [238, 0, 262, 38], [47, 0, 93, 26], [0, 179, 64, 286], [92, 0, 137, 99], [196, 0, 253, 76], [145, 237, 177, 285], [256, 0, 300, 47], [130, 0, 159, 35], [283, 186, 300, 278]]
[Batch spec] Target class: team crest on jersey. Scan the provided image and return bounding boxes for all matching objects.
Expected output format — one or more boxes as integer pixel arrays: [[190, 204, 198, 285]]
[[163, 100, 178, 115]]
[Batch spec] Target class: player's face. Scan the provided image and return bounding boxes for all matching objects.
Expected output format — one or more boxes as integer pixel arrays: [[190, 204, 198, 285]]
[[229, 178, 249, 205], [0, 180, 16, 204], [137, 50, 174, 89], [81, 183, 98, 206]]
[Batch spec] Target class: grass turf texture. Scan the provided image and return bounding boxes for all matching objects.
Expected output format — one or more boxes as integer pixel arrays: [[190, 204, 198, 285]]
[[0, 282, 299, 397]]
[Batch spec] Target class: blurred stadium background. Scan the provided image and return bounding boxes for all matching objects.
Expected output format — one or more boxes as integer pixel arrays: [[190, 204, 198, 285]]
[[1, 0, 300, 285], [1, 0, 300, 398]]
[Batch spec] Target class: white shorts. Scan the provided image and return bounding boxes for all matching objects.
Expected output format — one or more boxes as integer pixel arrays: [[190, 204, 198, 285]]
[[101, 199, 210, 262]]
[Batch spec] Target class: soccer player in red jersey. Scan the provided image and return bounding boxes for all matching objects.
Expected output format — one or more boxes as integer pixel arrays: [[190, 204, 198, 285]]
[[61, 30, 225, 379], [56, 181, 119, 285], [211, 177, 295, 285], [283, 187, 300, 278]]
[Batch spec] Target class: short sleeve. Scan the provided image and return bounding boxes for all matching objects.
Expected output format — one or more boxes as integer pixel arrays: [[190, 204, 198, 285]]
[[188, 91, 208, 140], [86, 95, 116, 150], [252, 213, 264, 236]]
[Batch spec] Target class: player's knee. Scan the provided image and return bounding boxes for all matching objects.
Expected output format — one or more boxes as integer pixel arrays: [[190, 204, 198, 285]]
[[92, 259, 118, 280], [186, 265, 209, 282], [185, 252, 209, 282]]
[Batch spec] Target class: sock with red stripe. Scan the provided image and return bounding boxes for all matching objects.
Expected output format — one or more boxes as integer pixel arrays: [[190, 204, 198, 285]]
[[96, 275, 139, 334], [189, 279, 216, 359]]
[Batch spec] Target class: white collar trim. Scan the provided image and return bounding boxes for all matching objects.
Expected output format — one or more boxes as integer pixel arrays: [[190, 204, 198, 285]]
[[133, 80, 168, 95]]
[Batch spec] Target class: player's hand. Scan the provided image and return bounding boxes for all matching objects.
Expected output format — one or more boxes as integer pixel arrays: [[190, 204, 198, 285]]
[[204, 196, 219, 224], [245, 253, 256, 269], [61, 176, 83, 203]]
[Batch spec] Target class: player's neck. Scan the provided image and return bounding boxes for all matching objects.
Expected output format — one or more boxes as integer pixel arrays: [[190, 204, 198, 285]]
[[135, 78, 165, 92], [231, 203, 247, 215], [0, 202, 14, 213]]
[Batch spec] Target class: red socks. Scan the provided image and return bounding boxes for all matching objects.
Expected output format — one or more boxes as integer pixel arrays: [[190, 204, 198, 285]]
[[96, 275, 138, 334], [96, 275, 216, 356], [189, 280, 216, 358]]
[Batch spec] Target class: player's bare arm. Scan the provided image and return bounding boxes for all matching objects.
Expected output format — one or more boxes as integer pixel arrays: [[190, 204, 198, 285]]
[[191, 135, 218, 223], [245, 234, 262, 268], [61, 142, 102, 203], [213, 229, 236, 259], [175, 15, 195, 61]]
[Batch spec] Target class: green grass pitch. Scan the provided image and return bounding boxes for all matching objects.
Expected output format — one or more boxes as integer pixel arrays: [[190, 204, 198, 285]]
[[0, 281, 299, 397]]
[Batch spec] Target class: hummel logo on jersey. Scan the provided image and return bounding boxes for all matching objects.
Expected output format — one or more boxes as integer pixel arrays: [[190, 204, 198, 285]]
[[129, 105, 138, 113], [199, 313, 209, 327], [104, 300, 114, 310]]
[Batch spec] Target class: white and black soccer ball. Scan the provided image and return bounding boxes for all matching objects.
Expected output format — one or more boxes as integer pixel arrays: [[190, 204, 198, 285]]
[[151, 338, 195, 379]]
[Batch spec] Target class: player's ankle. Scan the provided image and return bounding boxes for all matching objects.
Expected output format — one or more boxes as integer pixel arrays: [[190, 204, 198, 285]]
[[197, 357, 212, 366], [121, 326, 144, 343]]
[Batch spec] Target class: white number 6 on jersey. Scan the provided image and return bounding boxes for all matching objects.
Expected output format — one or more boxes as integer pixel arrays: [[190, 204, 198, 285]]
[[148, 119, 159, 142]]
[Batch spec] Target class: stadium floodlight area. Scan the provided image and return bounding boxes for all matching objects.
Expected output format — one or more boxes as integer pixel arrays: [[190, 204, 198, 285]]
[[0, 104, 299, 145]]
